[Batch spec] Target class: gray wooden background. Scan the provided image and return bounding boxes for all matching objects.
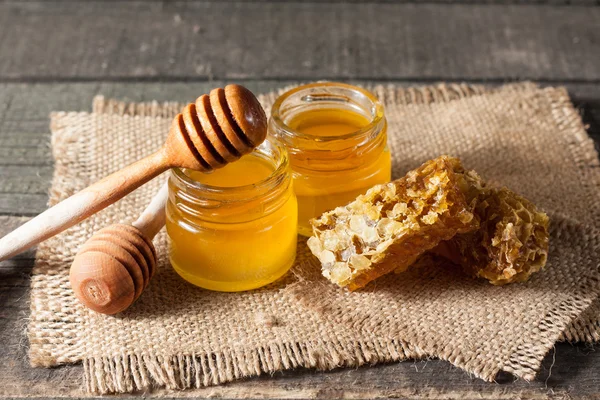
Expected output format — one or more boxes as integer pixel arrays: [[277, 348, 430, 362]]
[[1, 1, 599, 398]]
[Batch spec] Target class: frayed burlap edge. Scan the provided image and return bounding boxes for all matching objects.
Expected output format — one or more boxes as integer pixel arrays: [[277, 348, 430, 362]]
[[547, 85, 600, 343], [561, 301, 600, 343], [92, 82, 538, 118], [83, 338, 425, 393], [500, 220, 600, 380]]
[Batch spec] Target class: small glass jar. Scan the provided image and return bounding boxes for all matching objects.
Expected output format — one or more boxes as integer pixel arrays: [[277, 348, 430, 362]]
[[269, 82, 391, 236], [166, 139, 298, 292]]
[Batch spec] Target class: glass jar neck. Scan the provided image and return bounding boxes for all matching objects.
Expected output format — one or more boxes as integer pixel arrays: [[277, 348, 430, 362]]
[[168, 140, 292, 225], [269, 82, 386, 172]]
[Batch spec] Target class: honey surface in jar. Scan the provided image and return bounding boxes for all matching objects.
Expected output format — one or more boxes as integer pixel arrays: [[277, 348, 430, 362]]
[[185, 157, 273, 187], [289, 109, 370, 137], [166, 153, 298, 292], [287, 108, 392, 236]]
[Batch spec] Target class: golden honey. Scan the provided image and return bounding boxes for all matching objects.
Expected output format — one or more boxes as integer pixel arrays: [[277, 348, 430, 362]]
[[269, 82, 391, 236], [289, 109, 370, 137], [166, 140, 297, 292]]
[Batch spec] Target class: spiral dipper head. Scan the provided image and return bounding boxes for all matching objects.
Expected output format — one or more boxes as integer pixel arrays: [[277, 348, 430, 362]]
[[70, 224, 156, 315], [169, 84, 268, 171]]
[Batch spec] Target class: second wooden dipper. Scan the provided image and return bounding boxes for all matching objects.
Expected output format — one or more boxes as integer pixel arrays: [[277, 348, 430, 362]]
[[0, 84, 268, 261], [70, 183, 169, 315]]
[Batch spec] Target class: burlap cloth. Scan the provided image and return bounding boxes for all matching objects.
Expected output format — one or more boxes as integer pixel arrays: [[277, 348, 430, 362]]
[[28, 83, 600, 394]]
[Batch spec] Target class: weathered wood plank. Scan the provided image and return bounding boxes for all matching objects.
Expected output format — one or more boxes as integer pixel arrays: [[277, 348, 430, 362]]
[[0, 167, 53, 194], [0, 145, 51, 166], [0, 2, 598, 82], [10, 0, 600, 4], [0, 194, 49, 216]]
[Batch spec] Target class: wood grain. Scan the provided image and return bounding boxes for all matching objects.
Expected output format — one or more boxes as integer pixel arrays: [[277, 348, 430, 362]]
[[13, 0, 600, 3], [0, 2, 599, 82]]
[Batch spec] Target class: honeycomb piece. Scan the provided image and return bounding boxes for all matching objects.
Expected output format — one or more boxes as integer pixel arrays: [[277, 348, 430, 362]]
[[437, 187, 549, 285], [308, 156, 481, 290]]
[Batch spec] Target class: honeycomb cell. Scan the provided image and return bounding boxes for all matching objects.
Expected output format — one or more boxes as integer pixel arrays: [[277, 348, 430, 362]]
[[308, 156, 481, 290], [437, 187, 549, 285]]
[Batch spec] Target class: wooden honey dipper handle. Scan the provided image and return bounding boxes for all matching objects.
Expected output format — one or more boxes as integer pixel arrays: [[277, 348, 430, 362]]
[[0, 84, 267, 262], [0, 152, 169, 262], [70, 182, 169, 315], [131, 182, 169, 240]]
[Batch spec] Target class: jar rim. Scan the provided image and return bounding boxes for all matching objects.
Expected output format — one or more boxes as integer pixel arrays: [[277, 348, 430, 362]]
[[270, 82, 385, 143], [171, 138, 289, 197]]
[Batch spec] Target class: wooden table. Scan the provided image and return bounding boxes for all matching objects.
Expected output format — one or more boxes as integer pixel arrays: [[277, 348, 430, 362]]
[[1, 1, 599, 398]]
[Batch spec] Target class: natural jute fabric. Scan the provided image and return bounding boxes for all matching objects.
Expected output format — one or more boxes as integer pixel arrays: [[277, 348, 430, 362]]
[[28, 83, 600, 393]]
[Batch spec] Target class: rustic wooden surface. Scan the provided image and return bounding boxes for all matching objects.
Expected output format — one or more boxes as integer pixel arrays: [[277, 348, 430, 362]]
[[2, 2, 599, 82], [1, 1, 599, 398]]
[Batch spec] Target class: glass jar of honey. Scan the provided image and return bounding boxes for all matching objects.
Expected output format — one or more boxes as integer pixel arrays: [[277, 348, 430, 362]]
[[166, 139, 298, 292], [269, 82, 391, 236]]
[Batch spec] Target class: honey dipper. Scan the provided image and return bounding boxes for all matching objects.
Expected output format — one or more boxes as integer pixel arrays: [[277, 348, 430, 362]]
[[70, 183, 168, 315], [0, 84, 267, 261]]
